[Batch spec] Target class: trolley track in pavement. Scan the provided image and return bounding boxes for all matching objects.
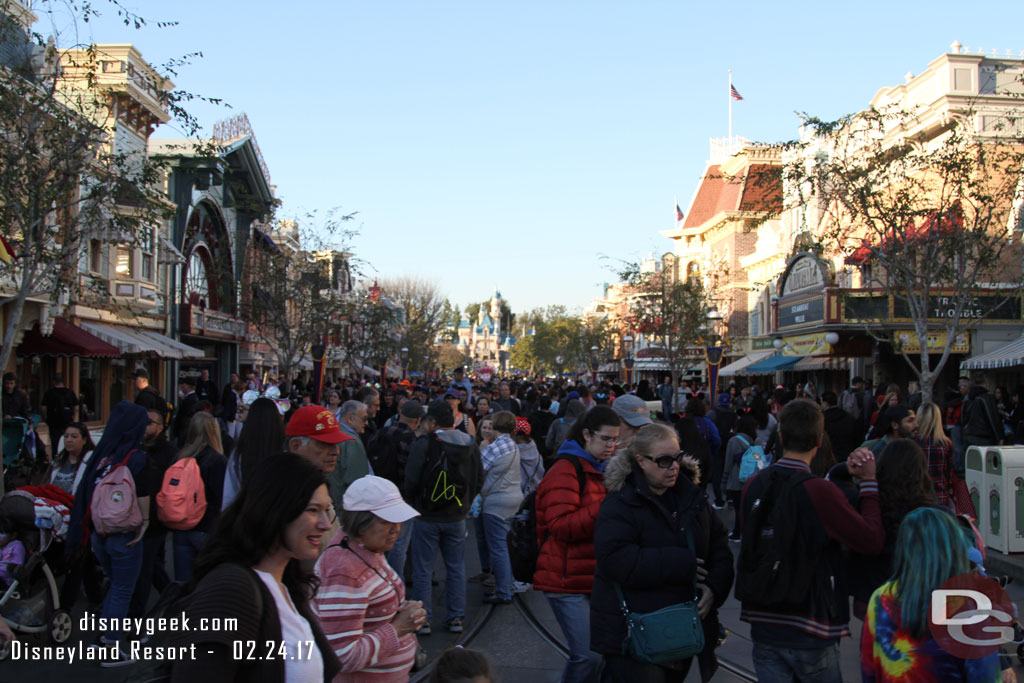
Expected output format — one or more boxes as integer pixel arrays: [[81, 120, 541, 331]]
[[412, 593, 758, 682]]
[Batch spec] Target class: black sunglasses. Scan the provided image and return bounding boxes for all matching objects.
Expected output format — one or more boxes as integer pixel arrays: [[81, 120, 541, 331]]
[[640, 451, 686, 469]]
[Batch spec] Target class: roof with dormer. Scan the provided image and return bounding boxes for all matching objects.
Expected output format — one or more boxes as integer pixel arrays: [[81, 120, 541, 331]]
[[458, 318, 471, 329], [675, 162, 782, 231]]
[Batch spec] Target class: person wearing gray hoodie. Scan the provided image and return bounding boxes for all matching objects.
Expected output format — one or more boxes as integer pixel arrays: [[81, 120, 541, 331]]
[[404, 399, 484, 635], [546, 398, 585, 461], [477, 411, 524, 603]]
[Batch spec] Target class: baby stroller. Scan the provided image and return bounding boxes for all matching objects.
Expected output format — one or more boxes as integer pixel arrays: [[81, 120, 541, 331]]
[[2, 416, 48, 491], [0, 488, 73, 658]]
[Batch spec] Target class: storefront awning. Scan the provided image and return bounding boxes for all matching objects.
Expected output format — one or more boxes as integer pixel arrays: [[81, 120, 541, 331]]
[[18, 318, 120, 358], [719, 350, 777, 377], [745, 354, 804, 374], [960, 336, 1024, 370], [792, 356, 850, 372], [80, 322, 203, 360]]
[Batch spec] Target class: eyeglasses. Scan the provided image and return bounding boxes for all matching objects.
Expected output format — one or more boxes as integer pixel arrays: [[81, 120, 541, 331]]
[[593, 434, 619, 445], [641, 451, 686, 469]]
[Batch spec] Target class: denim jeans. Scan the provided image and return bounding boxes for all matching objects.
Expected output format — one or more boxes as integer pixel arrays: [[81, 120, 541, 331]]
[[130, 533, 170, 617], [90, 531, 143, 642], [481, 513, 513, 599], [409, 518, 467, 624], [752, 641, 842, 683], [385, 520, 414, 582], [172, 530, 207, 583], [545, 592, 602, 683], [601, 654, 692, 682], [473, 515, 491, 573]]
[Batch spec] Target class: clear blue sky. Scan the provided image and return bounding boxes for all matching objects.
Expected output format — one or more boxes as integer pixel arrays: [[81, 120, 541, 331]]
[[48, 0, 1024, 313]]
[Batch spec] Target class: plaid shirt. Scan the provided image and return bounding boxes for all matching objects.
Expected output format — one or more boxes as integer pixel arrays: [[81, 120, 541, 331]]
[[481, 433, 517, 471], [916, 436, 953, 506]]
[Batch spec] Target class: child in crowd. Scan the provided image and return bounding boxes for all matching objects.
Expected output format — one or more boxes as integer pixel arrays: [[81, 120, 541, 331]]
[[0, 520, 26, 588], [429, 646, 496, 683]]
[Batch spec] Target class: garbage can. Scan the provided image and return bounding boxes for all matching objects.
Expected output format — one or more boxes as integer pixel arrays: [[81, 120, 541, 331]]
[[984, 446, 1024, 554], [966, 445, 986, 531]]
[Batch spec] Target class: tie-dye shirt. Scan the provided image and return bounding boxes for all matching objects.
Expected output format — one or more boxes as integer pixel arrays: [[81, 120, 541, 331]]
[[861, 580, 1001, 682]]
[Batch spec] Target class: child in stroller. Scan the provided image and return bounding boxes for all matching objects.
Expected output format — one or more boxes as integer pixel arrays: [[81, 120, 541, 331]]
[[0, 489, 73, 658], [0, 518, 26, 588]]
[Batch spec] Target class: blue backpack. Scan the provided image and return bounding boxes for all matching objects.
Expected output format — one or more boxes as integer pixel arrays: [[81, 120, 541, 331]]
[[736, 434, 767, 483]]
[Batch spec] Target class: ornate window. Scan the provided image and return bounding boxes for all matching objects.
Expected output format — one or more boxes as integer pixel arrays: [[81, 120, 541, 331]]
[[185, 248, 209, 307]]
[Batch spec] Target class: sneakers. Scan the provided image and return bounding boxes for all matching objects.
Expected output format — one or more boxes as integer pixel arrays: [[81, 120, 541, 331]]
[[89, 641, 136, 668], [415, 621, 431, 636], [512, 581, 531, 593], [446, 617, 464, 633], [711, 501, 725, 510], [468, 571, 492, 582], [728, 531, 741, 542], [482, 594, 512, 605]]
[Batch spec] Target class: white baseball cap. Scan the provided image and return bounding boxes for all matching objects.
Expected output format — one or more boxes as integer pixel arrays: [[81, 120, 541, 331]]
[[342, 475, 420, 524]]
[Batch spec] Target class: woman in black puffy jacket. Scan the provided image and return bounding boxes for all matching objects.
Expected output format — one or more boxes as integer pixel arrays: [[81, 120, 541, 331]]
[[591, 423, 734, 682]]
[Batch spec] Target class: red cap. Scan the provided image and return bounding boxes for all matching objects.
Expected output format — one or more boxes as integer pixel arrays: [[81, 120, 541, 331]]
[[285, 405, 352, 444]]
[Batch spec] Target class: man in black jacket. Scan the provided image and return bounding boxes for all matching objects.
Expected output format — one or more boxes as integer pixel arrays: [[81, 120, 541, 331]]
[[195, 368, 219, 408], [130, 407, 176, 617], [404, 399, 483, 635], [708, 393, 738, 508], [960, 375, 1002, 448], [821, 390, 859, 462], [174, 377, 199, 446], [133, 368, 165, 414]]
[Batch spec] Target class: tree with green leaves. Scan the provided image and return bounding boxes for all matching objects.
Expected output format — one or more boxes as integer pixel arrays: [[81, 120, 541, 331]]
[[777, 101, 1024, 402]]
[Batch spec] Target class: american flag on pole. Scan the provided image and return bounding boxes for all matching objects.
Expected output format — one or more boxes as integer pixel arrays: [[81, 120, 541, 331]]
[[730, 84, 744, 101], [675, 203, 685, 222]]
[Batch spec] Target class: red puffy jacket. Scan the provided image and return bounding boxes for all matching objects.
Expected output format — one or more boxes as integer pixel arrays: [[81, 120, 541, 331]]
[[533, 443, 608, 594]]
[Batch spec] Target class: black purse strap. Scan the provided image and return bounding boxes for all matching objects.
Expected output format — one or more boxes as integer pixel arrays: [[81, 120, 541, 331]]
[[613, 528, 695, 615]]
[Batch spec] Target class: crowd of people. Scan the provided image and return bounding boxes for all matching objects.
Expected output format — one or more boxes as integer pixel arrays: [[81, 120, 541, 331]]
[[0, 364, 1017, 682]]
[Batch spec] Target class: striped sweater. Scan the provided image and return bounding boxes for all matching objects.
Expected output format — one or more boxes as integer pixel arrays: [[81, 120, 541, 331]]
[[314, 539, 417, 682]]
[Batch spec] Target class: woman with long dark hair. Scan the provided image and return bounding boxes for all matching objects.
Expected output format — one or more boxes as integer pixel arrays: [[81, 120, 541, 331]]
[[49, 422, 96, 495], [222, 397, 286, 510], [170, 454, 340, 682], [848, 438, 937, 620]]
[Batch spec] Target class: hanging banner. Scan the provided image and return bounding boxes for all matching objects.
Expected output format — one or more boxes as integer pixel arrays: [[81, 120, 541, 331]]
[[894, 330, 970, 354], [311, 344, 326, 403], [705, 347, 725, 406], [781, 332, 833, 357]]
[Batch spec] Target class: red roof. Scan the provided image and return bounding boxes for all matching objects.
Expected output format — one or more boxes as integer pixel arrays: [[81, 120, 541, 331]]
[[18, 318, 120, 358], [844, 208, 963, 265], [682, 164, 781, 229]]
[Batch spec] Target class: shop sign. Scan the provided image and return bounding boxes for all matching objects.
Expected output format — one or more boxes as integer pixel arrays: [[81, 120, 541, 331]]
[[780, 255, 828, 296], [779, 297, 825, 328], [752, 337, 775, 350], [895, 330, 970, 354], [893, 295, 1021, 321], [781, 332, 832, 357]]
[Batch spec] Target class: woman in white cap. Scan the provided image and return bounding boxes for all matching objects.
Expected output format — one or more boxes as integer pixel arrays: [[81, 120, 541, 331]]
[[315, 475, 427, 681]]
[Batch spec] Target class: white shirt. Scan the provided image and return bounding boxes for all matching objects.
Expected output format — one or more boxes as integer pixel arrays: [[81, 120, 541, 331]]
[[253, 569, 324, 683]]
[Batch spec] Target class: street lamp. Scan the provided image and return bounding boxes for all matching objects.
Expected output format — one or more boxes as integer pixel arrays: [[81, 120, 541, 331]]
[[555, 355, 564, 377], [623, 335, 635, 389], [400, 346, 410, 382], [589, 345, 600, 385], [705, 307, 726, 406]]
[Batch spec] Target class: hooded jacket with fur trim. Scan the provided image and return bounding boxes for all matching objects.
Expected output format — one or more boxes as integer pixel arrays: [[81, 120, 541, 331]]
[[590, 452, 734, 681]]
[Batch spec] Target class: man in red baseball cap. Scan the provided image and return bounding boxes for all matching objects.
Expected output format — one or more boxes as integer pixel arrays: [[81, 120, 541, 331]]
[[286, 404, 353, 475]]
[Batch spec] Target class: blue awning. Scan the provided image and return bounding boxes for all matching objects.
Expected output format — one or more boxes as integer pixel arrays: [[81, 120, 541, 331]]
[[745, 355, 804, 374]]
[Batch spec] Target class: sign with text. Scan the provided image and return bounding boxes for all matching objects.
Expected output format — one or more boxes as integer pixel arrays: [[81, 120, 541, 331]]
[[780, 255, 828, 296], [779, 297, 825, 329], [845, 293, 1020, 322], [781, 332, 832, 357], [895, 330, 970, 354]]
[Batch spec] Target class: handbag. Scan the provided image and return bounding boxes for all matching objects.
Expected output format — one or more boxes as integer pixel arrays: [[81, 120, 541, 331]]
[[613, 529, 705, 664]]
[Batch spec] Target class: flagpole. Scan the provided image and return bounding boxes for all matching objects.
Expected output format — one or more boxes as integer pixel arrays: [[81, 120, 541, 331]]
[[728, 69, 733, 140]]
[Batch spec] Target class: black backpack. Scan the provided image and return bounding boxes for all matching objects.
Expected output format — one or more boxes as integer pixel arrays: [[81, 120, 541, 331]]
[[366, 426, 402, 485], [416, 435, 469, 513], [734, 467, 821, 607], [507, 454, 585, 583]]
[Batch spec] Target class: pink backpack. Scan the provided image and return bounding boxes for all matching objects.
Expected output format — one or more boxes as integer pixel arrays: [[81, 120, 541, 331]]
[[156, 457, 207, 530], [90, 451, 142, 535]]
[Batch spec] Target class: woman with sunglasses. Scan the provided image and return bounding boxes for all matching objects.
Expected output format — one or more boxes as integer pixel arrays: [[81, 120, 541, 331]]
[[592, 423, 734, 682], [534, 405, 620, 683]]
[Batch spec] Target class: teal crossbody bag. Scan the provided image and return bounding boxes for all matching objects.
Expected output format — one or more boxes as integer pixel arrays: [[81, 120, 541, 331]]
[[613, 529, 705, 664]]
